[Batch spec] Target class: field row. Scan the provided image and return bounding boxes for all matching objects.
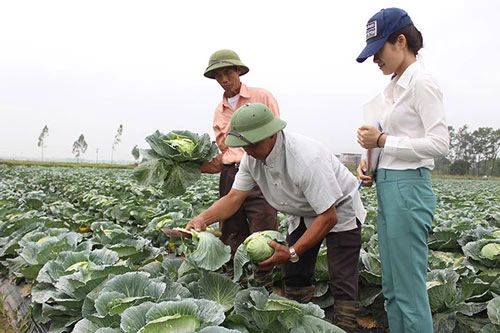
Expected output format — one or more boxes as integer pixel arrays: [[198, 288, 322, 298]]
[[0, 165, 499, 332]]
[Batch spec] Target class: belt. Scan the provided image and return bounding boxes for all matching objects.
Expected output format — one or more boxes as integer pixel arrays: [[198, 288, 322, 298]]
[[376, 168, 430, 182]]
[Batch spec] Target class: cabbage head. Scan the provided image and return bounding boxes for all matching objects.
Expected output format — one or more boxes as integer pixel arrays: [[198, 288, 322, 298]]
[[168, 133, 196, 154], [244, 230, 284, 263], [481, 243, 500, 259], [232, 230, 286, 282], [144, 130, 218, 163], [463, 239, 500, 268]]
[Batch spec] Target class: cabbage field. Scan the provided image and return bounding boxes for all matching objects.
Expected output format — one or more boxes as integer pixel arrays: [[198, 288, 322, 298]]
[[0, 164, 499, 332]]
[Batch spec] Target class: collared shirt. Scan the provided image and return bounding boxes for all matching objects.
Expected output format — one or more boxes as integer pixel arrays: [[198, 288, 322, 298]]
[[232, 131, 366, 234], [202, 83, 280, 173], [366, 61, 449, 170]]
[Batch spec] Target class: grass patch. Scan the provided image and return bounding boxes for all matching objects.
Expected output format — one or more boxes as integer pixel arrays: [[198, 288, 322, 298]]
[[0, 159, 135, 169], [0, 298, 23, 333]]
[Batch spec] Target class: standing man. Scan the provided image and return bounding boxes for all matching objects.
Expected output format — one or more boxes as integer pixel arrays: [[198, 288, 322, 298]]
[[201, 49, 279, 289], [189, 103, 366, 332]]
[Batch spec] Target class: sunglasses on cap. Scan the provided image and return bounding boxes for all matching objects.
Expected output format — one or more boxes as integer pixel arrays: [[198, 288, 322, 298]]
[[227, 130, 254, 146], [205, 60, 238, 70]]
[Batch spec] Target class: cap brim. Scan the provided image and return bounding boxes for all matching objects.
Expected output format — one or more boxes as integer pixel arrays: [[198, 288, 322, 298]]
[[204, 63, 249, 79], [356, 38, 386, 63], [225, 119, 287, 147]]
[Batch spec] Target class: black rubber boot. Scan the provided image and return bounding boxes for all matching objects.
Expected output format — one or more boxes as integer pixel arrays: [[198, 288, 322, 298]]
[[251, 266, 275, 292], [333, 300, 360, 332], [283, 284, 315, 303]]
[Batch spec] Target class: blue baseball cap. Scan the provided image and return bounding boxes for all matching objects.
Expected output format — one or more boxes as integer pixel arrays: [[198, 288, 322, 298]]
[[356, 8, 413, 63]]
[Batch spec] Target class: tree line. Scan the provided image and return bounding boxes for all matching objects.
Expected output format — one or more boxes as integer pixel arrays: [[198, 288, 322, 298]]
[[435, 125, 500, 177], [37, 124, 500, 176], [37, 124, 130, 163]]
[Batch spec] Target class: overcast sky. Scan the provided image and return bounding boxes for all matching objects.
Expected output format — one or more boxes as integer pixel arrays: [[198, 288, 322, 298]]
[[1, 0, 498, 163]]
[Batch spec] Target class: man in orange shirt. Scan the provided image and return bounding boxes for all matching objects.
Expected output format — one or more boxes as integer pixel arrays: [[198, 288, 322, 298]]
[[201, 49, 279, 290]]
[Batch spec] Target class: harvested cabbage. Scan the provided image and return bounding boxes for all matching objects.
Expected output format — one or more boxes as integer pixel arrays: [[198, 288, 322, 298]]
[[232, 230, 286, 282], [244, 231, 279, 263], [134, 130, 218, 195]]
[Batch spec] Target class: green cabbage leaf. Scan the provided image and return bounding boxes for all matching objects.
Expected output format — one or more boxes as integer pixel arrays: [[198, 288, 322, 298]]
[[120, 298, 225, 333], [183, 229, 231, 272], [228, 288, 343, 332]]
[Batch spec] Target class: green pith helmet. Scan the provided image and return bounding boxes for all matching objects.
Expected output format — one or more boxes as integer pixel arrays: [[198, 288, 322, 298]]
[[225, 103, 286, 147], [204, 49, 250, 79]]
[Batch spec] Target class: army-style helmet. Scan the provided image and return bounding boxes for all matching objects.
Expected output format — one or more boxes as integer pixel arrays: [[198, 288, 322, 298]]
[[225, 103, 286, 147], [204, 49, 250, 79]]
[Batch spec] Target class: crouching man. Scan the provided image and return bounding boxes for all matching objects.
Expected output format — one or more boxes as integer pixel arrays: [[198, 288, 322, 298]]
[[186, 103, 366, 331]]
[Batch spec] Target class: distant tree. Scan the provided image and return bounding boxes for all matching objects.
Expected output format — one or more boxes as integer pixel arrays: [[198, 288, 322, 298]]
[[447, 125, 500, 176], [72, 134, 88, 163], [491, 129, 500, 176], [37, 125, 49, 161], [446, 126, 456, 161], [111, 124, 123, 163], [450, 160, 470, 175], [131, 144, 140, 164], [454, 125, 475, 164], [493, 158, 500, 177], [434, 156, 450, 175], [472, 127, 496, 176]]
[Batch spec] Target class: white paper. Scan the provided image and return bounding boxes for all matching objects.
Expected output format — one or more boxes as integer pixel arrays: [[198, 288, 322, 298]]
[[363, 94, 383, 174]]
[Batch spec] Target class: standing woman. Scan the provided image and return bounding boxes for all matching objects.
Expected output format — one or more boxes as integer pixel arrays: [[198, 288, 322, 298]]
[[355, 8, 449, 333]]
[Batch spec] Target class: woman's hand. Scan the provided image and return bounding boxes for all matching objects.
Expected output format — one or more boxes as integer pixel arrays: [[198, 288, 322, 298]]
[[357, 125, 385, 149], [357, 158, 373, 188]]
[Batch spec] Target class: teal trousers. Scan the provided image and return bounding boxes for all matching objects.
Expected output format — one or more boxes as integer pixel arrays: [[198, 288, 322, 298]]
[[376, 168, 435, 333]]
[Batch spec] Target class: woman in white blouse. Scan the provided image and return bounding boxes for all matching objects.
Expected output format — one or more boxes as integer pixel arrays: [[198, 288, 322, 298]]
[[356, 7, 449, 333]]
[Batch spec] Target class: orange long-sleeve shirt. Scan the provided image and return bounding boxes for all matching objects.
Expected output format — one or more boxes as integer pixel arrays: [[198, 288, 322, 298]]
[[201, 83, 280, 174]]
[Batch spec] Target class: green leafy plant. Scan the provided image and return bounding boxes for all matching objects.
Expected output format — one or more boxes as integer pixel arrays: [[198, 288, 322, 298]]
[[133, 130, 218, 196], [463, 239, 500, 268], [227, 287, 343, 332], [2, 166, 500, 331], [180, 229, 231, 272]]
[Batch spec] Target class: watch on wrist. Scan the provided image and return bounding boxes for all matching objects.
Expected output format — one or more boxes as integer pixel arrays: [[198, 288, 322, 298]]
[[289, 246, 299, 263]]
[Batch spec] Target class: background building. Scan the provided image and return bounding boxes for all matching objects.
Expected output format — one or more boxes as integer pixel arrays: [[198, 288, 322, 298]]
[[338, 153, 362, 168]]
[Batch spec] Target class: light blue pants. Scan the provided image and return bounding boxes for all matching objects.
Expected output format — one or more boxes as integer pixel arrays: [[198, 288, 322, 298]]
[[376, 168, 435, 333]]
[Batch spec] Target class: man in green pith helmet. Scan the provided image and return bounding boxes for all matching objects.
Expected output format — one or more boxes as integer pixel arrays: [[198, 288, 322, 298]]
[[200, 49, 280, 290], [188, 103, 366, 332]]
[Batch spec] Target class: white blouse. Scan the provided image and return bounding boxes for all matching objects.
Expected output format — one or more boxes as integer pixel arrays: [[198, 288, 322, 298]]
[[366, 61, 450, 170]]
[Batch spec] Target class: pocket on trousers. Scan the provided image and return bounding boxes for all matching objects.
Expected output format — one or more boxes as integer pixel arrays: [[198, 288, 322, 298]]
[[394, 180, 436, 234]]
